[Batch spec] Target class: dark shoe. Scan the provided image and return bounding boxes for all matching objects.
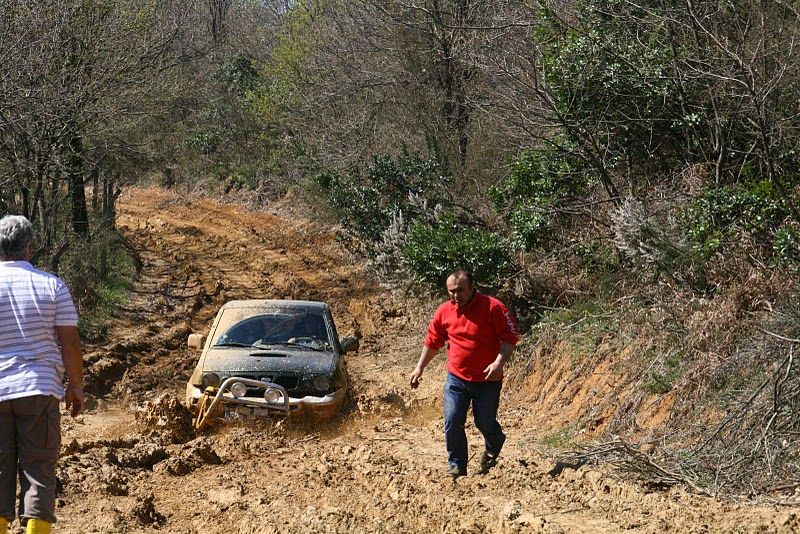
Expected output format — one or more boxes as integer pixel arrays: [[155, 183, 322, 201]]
[[479, 450, 499, 474], [446, 464, 467, 478]]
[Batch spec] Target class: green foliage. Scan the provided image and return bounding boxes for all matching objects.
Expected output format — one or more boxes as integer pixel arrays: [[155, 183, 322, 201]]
[[773, 226, 800, 269], [402, 215, 511, 289], [59, 229, 137, 338], [318, 149, 514, 289], [509, 207, 550, 251], [220, 53, 260, 95], [644, 351, 684, 395], [250, 4, 315, 128], [322, 172, 386, 242], [184, 129, 223, 155], [685, 181, 791, 258], [490, 148, 592, 251], [490, 148, 581, 208], [536, 1, 681, 169], [317, 151, 450, 243]]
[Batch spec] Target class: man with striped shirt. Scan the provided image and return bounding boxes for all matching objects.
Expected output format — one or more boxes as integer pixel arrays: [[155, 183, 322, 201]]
[[0, 215, 84, 534]]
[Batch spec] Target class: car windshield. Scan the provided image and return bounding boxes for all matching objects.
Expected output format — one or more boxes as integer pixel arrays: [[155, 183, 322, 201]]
[[211, 308, 332, 350]]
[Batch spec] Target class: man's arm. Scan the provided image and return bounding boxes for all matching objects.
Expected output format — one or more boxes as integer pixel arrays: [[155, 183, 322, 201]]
[[409, 345, 439, 388], [56, 325, 84, 417], [483, 342, 515, 381]]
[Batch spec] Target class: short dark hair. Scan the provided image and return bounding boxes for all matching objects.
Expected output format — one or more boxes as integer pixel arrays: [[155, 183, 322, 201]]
[[446, 269, 474, 286], [0, 215, 34, 260]]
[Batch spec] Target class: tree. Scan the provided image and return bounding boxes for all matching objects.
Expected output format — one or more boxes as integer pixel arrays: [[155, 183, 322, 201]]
[[0, 0, 189, 255]]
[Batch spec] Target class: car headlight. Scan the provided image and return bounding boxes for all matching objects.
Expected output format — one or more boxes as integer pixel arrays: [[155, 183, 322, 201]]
[[202, 372, 221, 388], [264, 387, 284, 404], [313, 375, 331, 392], [230, 381, 247, 398]]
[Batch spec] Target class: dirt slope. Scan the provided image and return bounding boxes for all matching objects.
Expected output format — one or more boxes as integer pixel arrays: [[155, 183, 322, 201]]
[[42, 187, 800, 533]]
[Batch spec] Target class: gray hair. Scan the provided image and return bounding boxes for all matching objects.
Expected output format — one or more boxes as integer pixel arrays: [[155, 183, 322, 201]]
[[0, 215, 34, 260]]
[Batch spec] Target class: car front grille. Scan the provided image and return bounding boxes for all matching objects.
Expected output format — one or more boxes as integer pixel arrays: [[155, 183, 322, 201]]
[[225, 373, 300, 395]]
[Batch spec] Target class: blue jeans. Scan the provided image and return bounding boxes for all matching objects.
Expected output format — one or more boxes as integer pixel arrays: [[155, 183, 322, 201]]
[[443, 372, 505, 471]]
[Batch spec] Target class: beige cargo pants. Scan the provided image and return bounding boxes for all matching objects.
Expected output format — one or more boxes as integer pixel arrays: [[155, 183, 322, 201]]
[[0, 395, 60, 524]]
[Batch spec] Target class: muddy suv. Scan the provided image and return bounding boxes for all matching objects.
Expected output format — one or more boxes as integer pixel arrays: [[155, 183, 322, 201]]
[[185, 300, 358, 426]]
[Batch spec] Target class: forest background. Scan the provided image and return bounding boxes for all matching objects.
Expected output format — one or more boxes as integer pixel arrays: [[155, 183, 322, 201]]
[[1, 0, 799, 497]]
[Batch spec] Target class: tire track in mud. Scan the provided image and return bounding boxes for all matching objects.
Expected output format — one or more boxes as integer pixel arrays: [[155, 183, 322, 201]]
[[50, 187, 799, 534]]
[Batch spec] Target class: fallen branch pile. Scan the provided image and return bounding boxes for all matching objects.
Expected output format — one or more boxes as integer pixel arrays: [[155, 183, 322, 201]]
[[557, 328, 800, 499]]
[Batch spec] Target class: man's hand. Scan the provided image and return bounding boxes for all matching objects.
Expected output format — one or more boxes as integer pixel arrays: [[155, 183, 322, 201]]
[[483, 359, 504, 381], [64, 384, 85, 417], [409, 367, 424, 389], [410, 346, 438, 389], [57, 325, 84, 417], [484, 343, 514, 381]]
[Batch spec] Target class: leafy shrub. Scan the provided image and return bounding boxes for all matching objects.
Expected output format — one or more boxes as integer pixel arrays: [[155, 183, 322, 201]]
[[773, 225, 800, 269], [184, 129, 223, 156], [489, 148, 581, 208], [402, 215, 511, 289], [323, 175, 386, 242], [59, 229, 137, 338], [685, 181, 791, 258], [219, 52, 260, 95], [509, 207, 550, 251], [536, 1, 682, 169], [490, 147, 592, 251], [316, 151, 450, 244]]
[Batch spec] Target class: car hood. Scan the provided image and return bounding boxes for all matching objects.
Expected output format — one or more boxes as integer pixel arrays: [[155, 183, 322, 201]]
[[200, 346, 337, 375]]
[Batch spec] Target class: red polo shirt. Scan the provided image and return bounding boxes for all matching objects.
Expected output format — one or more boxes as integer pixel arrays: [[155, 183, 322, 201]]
[[424, 292, 520, 382]]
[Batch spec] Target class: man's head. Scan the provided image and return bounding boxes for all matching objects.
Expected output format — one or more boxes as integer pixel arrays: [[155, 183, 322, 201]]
[[446, 269, 476, 308], [0, 215, 34, 261]]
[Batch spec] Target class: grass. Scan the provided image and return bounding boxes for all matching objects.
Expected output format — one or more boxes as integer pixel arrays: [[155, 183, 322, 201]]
[[65, 232, 138, 340], [535, 299, 618, 367], [643, 350, 684, 395], [540, 425, 578, 449]]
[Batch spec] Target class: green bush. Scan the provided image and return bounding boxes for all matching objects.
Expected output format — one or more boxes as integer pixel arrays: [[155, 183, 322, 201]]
[[219, 52, 260, 95], [322, 173, 386, 242], [490, 147, 592, 252], [685, 181, 791, 258], [509, 207, 550, 250], [490, 147, 588, 209], [316, 151, 449, 244], [402, 215, 512, 289], [773, 226, 800, 269], [59, 229, 137, 338], [184, 129, 223, 155], [536, 1, 681, 170]]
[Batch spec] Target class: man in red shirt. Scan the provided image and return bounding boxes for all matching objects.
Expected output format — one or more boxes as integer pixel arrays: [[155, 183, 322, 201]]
[[409, 269, 520, 477]]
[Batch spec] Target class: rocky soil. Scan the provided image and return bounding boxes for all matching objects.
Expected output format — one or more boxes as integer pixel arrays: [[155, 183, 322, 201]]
[[25, 187, 800, 533]]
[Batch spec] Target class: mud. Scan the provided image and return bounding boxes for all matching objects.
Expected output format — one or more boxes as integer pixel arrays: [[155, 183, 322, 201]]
[[33, 187, 799, 533]]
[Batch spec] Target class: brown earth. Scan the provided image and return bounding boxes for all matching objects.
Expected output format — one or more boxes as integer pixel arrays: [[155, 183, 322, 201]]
[[30, 187, 800, 533]]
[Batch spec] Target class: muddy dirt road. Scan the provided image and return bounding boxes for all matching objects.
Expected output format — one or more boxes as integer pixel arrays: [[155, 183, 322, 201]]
[[45, 188, 799, 533]]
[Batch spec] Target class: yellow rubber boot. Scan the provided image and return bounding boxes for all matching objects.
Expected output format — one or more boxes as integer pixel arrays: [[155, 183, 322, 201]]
[[0, 516, 8, 534], [26, 518, 52, 534]]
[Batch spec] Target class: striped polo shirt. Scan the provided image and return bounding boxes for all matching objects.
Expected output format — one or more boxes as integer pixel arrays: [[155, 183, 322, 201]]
[[0, 260, 78, 402]]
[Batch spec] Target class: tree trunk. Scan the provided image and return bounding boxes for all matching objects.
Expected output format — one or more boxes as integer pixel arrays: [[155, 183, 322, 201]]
[[67, 136, 89, 238], [91, 165, 100, 215]]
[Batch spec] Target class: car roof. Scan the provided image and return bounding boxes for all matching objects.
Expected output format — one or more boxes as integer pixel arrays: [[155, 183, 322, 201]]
[[220, 299, 329, 311]]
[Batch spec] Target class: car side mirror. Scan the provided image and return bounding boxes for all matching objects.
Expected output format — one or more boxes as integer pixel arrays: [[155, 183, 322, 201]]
[[187, 333, 206, 349], [339, 336, 359, 353]]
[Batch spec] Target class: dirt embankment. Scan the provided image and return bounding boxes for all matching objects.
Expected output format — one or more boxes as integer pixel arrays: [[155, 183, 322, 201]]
[[44, 187, 800, 533]]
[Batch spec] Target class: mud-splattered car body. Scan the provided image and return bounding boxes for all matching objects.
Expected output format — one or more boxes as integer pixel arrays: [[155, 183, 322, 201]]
[[186, 300, 357, 423]]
